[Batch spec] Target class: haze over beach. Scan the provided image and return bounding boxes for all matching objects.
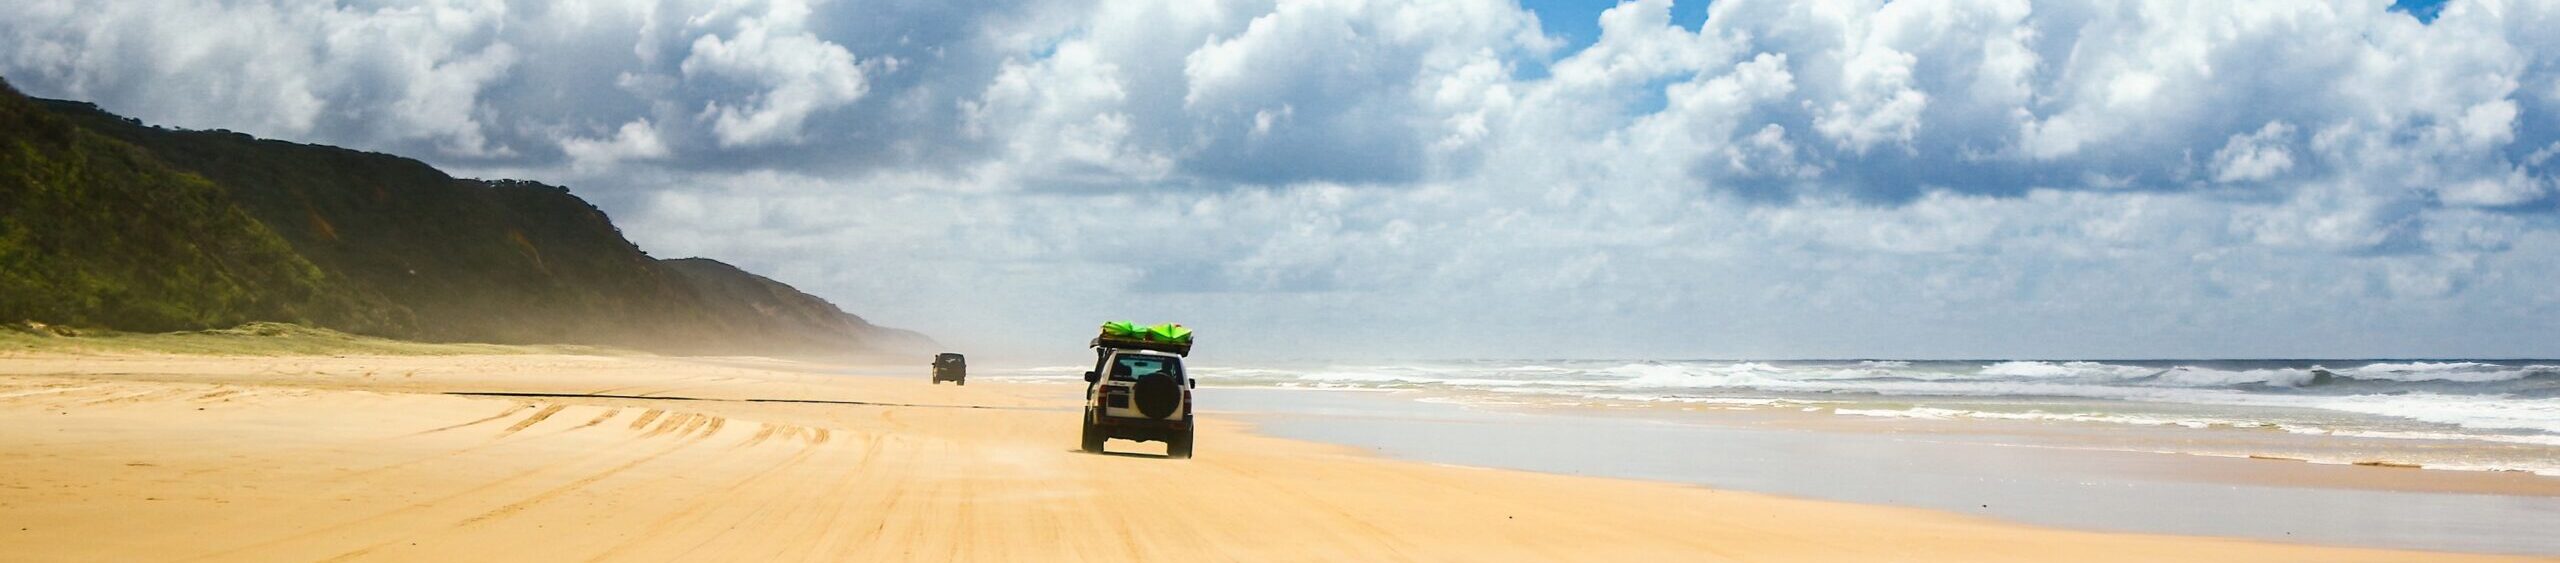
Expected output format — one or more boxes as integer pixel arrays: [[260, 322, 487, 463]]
[[5, 0, 2560, 561]]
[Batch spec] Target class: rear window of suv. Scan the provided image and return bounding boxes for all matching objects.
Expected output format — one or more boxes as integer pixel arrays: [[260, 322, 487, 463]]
[[1110, 355, 1182, 381]]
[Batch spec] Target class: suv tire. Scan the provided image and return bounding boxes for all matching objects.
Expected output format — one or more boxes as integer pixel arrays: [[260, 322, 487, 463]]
[[1166, 417, 1194, 459], [1080, 408, 1106, 453]]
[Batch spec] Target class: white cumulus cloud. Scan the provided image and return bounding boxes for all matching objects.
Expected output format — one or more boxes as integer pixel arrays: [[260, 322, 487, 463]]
[[676, 3, 871, 148], [7, 0, 2559, 358]]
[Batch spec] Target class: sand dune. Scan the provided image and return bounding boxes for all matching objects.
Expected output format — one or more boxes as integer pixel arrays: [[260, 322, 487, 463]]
[[0, 355, 2530, 561]]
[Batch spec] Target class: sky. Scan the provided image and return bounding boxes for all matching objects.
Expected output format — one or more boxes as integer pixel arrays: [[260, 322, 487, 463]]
[[4, 0, 2558, 360]]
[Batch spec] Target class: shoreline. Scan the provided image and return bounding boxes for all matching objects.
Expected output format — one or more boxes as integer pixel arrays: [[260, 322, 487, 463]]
[[1, 353, 2544, 561], [1134, 358, 2560, 478], [1216, 387, 2560, 555], [1551, 392, 2560, 495], [981, 366, 2560, 482]]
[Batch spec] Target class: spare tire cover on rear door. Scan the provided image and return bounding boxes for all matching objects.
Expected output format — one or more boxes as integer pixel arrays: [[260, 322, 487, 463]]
[[1133, 373, 1181, 419]]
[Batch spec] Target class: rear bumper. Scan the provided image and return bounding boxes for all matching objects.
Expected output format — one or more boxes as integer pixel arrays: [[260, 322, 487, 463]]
[[1093, 415, 1190, 442], [1095, 415, 1187, 428]]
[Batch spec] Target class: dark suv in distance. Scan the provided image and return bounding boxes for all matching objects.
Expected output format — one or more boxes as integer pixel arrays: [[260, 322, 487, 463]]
[[931, 353, 966, 385]]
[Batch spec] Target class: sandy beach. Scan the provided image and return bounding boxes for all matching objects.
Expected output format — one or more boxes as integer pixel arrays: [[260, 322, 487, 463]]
[[0, 353, 2541, 562]]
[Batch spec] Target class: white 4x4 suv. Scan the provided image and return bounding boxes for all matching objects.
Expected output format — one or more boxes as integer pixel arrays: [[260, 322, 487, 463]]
[[1081, 346, 1195, 458]]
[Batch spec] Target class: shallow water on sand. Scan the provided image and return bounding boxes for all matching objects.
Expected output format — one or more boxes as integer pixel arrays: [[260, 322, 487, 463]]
[[1207, 388, 2560, 556]]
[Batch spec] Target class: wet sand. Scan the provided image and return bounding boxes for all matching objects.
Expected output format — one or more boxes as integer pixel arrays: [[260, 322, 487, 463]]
[[0, 354, 2540, 561], [1222, 388, 2560, 555]]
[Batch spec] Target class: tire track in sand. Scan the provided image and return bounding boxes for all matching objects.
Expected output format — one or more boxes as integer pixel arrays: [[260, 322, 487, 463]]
[[499, 404, 568, 436], [576, 407, 624, 428], [314, 435, 715, 562], [339, 404, 622, 479], [627, 408, 665, 430], [587, 439, 829, 561], [194, 409, 723, 562], [402, 404, 536, 437]]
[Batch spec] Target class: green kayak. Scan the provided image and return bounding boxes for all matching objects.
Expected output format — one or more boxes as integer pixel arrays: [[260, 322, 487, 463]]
[[1095, 321, 1193, 355], [1098, 321, 1190, 344]]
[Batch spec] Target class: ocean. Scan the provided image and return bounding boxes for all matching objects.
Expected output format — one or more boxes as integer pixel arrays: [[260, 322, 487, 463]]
[[1001, 359, 2560, 475]]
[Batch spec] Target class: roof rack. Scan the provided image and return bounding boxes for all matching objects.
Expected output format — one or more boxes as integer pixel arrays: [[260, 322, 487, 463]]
[[1091, 336, 1191, 356]]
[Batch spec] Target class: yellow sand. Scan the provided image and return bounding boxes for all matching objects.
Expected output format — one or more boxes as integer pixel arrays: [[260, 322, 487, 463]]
[[0, 354, 2532, 561]]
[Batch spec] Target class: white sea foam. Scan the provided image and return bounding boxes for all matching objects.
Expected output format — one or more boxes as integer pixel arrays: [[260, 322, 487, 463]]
[[1825, 406, 2271, 429], [2336, 362, 2557, 383], [1810, 388, 2560, 444], [1980, 361, 2132, 378], [2173, 451, 2560, 477], [1291, 369, 1547, 388], [2304, 394, 2560, 434], [1749, 383, 2560, 441], [2274, 426, 2560, 447], [1616, 396, 1800, 406], [2145, 366, 2318, 387], [1831, 407, 1955, 419]]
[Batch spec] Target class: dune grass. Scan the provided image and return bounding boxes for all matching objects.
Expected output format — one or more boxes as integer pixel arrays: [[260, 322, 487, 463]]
[[0, 321, 620, 357]]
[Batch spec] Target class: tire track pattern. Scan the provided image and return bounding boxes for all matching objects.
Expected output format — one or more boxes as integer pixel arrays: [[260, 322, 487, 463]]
[[185, 398, 837, 562]]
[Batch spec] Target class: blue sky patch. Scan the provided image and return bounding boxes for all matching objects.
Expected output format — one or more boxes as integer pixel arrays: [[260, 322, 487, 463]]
[[1521, 0, 1712, 53], [2390, 0, 2449, 23]]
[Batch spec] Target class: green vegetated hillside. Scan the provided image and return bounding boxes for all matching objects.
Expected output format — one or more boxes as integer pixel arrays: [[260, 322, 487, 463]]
[[0, 78, 926, 357], [0, 80, 391, 333]]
